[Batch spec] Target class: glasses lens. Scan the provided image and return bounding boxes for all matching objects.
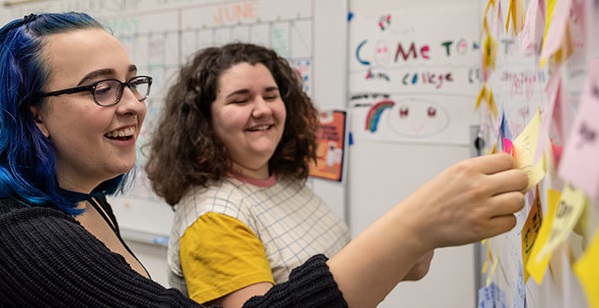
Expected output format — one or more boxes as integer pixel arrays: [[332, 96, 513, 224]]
[[92, 77, 151, 106], [94, 80, 122, 106], [129, 77, 151, 101]]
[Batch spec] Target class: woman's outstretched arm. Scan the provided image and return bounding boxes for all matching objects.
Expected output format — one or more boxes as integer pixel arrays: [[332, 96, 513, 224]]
[[327, 152, 528, 307]]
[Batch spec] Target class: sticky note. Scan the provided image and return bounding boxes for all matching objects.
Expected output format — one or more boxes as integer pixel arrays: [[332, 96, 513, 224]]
[[559, 59, 599, 200], [574, 228, 599, 308], [521, 186, 542, 282], [513, 109, 545, 190], [526, 189, 560, 284], [536, 185, 587, 262], [506, 0, 526, 35]]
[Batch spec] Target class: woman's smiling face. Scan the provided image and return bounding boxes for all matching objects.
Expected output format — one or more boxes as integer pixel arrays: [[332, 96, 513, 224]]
[[31, 28, 146, 193], [210, 62, 287, 179]]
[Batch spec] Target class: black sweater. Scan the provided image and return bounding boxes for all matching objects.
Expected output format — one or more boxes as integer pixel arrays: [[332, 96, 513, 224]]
[[0, 198, 347, 307]]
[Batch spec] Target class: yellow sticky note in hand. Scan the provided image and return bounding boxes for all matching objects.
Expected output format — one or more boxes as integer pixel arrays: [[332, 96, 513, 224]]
[[513, 109, 545, 190]]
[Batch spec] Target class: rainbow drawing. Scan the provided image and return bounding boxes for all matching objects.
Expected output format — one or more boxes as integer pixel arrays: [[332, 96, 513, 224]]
[[365, 99, 395, 132]]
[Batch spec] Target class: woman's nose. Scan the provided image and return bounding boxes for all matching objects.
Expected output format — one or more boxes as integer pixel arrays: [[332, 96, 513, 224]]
[[251, 97, 272, 117]]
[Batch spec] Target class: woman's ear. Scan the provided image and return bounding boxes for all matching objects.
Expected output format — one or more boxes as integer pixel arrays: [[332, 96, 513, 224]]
[[29, 105, 50, 137]]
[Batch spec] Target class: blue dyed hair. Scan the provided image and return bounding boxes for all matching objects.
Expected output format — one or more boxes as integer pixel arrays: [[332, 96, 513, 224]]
[[0, 12, 130, 215]]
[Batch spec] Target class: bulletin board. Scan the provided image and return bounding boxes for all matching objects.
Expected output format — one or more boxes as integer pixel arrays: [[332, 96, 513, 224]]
[[476, 0, 599, 307], [0, 0, 349, 244]]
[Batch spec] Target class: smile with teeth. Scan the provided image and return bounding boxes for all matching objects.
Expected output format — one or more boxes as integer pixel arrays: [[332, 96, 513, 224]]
[[246, 124, 272, 131], [105, 126, 135, 139]]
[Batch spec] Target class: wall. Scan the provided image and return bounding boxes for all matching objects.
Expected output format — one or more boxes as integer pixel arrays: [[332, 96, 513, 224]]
[[475, 0, 599, 307], [346, 0, 483, 307]]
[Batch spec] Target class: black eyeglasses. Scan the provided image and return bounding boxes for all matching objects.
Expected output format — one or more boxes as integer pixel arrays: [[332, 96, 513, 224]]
[[37, 75, 153, 107]]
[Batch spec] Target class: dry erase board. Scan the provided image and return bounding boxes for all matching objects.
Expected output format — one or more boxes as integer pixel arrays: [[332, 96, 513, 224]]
[[346, 2, 483, 307], [476, 0, 599, 307], [0, 0, 349, 245]]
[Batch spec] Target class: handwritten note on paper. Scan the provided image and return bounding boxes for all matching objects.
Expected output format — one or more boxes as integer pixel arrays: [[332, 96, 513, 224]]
[[558, 59, 599, 200], [536, 185, 587, 261], [521, 187, 542, 282], [574, 229, 599, 308], [478, 282, 507, 308], [526, 189, 560, 284], [513, 109, 545, 190]]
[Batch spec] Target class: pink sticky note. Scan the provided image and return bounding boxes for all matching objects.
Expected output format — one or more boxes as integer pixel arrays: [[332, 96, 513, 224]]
[[552, 143, 563, 167], [493, 1, 505, 37], [504, 138, 514, 156], [553, 85, 573, 143], [540, 0, 573, 61], [520, 0, 545, 53], [558, 59, 599, 200], [534, 67, 561, 163]]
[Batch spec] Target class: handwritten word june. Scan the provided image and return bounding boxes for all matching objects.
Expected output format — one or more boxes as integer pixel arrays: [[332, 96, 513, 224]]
[[213, 2, 257, 25]]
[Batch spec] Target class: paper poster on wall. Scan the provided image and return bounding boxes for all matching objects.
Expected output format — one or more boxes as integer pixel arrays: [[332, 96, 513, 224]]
[[309, 110, 346, 182], [348, 6, 481, 145]]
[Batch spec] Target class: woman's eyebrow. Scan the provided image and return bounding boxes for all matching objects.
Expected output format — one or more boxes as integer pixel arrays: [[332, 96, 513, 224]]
[[77, 65, 138, 86]]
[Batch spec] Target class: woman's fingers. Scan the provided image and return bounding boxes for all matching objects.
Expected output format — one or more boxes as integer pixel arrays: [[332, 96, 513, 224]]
[[486, 191, 526, 217], [483, 214, 519, 237], [487, 168, 529, 195], [472, 152, 517, 175]]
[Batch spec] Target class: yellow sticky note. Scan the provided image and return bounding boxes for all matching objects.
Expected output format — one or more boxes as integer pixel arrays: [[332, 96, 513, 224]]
[[513, 109, 545, 190], [521, 186, 542, 282], [484, 0, 497, 16], [482, 244, 491, 274], [574, 228, 599, 307], [536, 185, 588, 261], [475, 85, 486, 111], [476, 86, 498, 117], [486, 254, 499, 286], [483, 34, 498, 72], [526, 189, 561, 284], [506, 0, 526, 35]]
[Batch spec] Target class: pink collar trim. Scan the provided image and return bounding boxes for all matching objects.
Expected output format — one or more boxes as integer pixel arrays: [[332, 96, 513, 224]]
[[229, 171, 278, 187]]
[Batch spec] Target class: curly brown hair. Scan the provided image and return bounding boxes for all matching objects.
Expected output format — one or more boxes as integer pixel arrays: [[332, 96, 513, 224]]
[[144, 42, 319, 206]]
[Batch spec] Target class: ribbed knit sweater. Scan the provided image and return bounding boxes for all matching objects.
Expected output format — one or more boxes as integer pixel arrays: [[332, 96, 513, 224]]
[[0, 198, 347, 307]]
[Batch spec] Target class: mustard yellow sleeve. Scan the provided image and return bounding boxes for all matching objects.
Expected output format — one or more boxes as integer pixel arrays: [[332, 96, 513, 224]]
[[179, 212, 274, 304]]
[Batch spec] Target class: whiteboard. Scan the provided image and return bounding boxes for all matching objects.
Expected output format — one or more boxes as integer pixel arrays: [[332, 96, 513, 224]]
[[346, 1, 482, 307], [0, 0, 349, 244]]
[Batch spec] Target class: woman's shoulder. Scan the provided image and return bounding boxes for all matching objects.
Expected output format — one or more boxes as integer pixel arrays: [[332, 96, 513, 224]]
[[174, 179, 263, 223], [0, 197, 79, 231]]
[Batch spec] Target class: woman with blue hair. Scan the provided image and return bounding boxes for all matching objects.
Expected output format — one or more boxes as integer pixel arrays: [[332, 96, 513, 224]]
[[0, 11, 528, 307]]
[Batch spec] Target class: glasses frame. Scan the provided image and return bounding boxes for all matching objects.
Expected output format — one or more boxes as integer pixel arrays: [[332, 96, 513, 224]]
[[37, 75, 153, 107]]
